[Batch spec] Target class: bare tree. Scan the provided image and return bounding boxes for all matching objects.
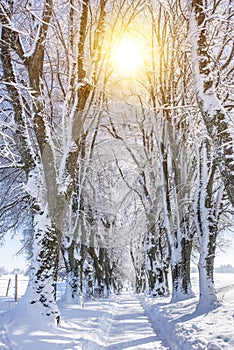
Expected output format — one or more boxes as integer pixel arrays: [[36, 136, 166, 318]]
[[0, 0, 107, 325], [192, 125, 226, 309], [188, 0, 234, 206], [146, 0, 196, 301]]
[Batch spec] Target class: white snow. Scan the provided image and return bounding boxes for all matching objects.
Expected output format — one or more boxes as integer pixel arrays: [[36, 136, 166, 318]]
[[0, 273, 234, 349]]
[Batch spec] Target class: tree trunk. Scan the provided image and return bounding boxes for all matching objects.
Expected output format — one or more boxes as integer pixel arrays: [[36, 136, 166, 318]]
[[19, 213, 61, 326], [145, 227, 169, 297], [135, 265, 146, 294], [62, 237, 87, 304], [171, 236, 194, 301], [159, 134, 194, 301], [130, 247, 146, 294], [193, 138, 223, 309], [197, 231, 218, 310]]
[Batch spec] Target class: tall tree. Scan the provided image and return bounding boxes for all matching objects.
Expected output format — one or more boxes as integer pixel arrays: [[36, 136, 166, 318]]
[[193, 125, 226, 309], [0, 0, 107, 325], [146, 0, 196, 301], [188, 0, 234, 206]]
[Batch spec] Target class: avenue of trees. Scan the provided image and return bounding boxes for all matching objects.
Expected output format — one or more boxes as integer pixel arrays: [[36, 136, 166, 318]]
[[0, 0, 233, 325]]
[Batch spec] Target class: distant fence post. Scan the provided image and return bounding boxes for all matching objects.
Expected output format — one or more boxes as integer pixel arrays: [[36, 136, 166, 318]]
[[6, 278, 11, 297], [15, 274, 18, 302]]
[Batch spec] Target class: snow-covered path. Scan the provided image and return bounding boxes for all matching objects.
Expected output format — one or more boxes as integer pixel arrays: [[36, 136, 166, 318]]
[[102, 293, 170, 349]]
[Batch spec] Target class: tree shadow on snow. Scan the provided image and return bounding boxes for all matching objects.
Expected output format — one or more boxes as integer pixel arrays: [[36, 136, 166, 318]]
[[175, 302, 220, 323], [103, 335, 166, 349]]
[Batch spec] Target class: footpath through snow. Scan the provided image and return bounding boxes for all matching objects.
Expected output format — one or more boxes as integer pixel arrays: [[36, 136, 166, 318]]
[[0, 292, 169, 350], [99, 293, 169, 349]]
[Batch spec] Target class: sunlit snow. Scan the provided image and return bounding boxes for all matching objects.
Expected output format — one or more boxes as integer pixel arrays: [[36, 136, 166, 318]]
[[0, 273, 234, 349]]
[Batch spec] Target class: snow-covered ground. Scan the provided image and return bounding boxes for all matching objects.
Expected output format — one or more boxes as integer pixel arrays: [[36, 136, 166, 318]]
[[142, 273, 234, 350], [0, 273, 234, 349]]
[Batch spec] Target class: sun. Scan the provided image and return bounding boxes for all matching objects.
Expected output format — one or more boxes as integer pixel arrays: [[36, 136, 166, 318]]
[[111, 36, 144, 76]]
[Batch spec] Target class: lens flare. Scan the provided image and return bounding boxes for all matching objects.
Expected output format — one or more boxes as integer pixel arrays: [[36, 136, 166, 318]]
[[111, 36, 144, 76]]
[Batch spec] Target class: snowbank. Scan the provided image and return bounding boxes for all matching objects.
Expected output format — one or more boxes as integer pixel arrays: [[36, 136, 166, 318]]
[[141, 273, 234, 350]]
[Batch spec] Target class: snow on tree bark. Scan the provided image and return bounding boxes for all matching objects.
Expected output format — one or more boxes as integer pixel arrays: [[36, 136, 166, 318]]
[[193, 135, 224, 309], [22, 212, 61, 325], [0, 1, 61, 325], [155, 117, 195, 301], [0, 13, 35, 175], [145, 227, 169, 297], [146, 0, 196, 301], [188, 0, 234, 207], [0, 0, 93, 325], [62, 239, 86, 304]]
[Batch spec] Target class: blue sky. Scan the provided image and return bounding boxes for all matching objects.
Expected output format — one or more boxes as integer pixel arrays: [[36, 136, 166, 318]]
[[0, 234, 27, 271]]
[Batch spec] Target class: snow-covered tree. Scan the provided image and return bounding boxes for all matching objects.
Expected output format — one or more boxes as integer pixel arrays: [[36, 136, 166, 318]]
[[188, 0, 234, 206], [192, 124, 227, 309], [145, 0, 196, 301], [0, 0, 108, 325]]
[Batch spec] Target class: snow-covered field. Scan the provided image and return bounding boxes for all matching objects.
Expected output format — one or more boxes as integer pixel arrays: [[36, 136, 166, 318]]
[[0, 275, 28, 299], [0, 273, 234, 349]]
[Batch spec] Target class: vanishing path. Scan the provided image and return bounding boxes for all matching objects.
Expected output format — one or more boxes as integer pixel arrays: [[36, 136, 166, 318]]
[[102, 292, 170, 350]]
